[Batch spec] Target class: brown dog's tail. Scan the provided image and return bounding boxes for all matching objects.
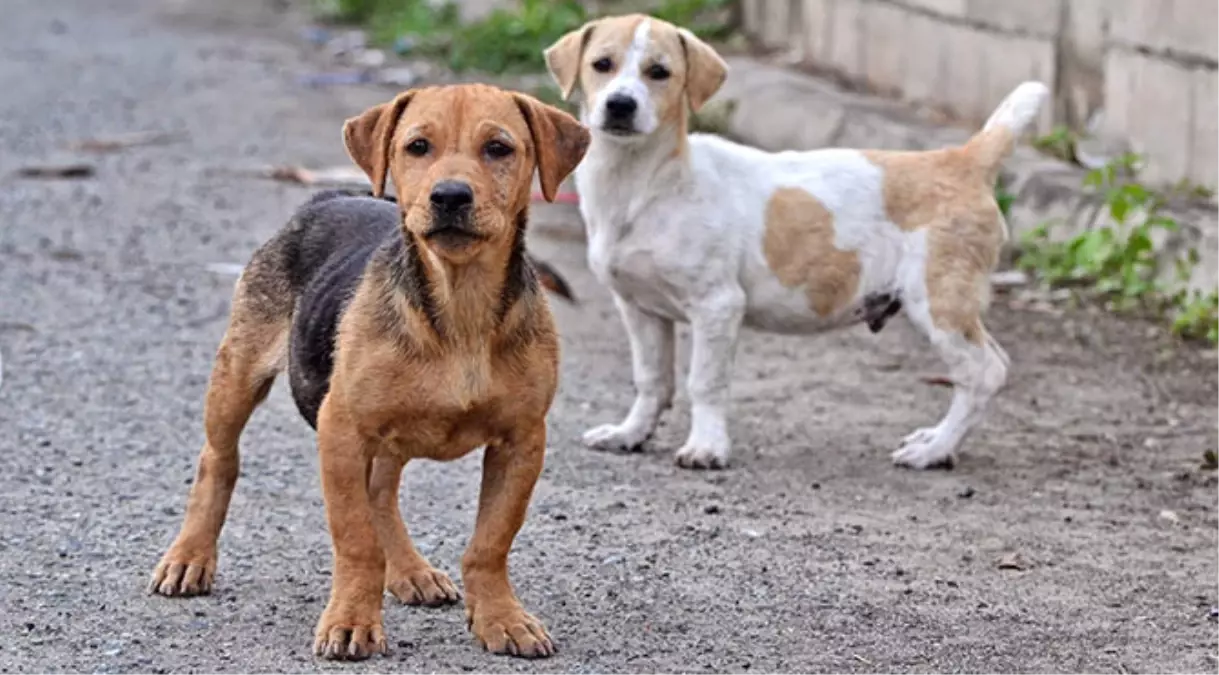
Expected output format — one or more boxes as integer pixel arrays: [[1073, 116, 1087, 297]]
[[529, 257, 577, 304]]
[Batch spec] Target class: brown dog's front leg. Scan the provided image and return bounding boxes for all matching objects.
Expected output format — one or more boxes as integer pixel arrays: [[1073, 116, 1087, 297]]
[[313, 398, 388, 661], [462, 423, 553, 658], [368, 456, 460, 606]]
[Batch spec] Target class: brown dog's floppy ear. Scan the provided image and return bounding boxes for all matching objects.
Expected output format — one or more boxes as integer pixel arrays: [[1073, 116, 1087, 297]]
[[678, 28, 728, 113], [342, 91, 414, 197], [513, 93, 591, 203], [544, 23, 594, 100]]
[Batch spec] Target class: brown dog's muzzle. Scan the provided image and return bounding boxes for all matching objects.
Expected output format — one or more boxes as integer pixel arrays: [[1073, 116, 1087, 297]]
[[424, 180, 486, 248]]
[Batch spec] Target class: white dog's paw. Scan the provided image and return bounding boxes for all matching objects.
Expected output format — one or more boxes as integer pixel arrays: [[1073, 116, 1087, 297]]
[[582, 423, 650, 452], [892, 427, 957, 470], [674, 439, 730, 470]]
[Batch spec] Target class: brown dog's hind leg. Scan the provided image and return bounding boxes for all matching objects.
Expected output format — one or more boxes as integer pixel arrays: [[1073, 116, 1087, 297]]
[[368, 456, 460, 606], [150, 268, 292, 597], [462, 423, 554, 658]]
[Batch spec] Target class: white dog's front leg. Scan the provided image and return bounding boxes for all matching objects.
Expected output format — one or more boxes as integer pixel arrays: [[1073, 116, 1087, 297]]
[[583, 296, 675, 452], [675, 288, 745, 470]]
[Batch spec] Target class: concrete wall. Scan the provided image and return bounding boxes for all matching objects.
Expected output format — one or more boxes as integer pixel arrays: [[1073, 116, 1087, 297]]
[[740, 0, 1219, 187]]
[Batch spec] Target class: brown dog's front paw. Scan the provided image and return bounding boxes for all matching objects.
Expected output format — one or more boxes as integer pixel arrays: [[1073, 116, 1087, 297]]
[[313, 607, 388, 661], [467, 603, 555, 658], [148, 547, 216, 597], [387, 565, 460, 607]]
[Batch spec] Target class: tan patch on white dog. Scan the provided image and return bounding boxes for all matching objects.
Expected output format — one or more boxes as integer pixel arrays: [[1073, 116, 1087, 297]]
[[862, 137, 1011, 345], [763, 187, 861, 317]]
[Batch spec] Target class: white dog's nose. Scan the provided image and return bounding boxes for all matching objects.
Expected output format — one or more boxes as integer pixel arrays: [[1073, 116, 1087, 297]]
[[605, 94, 638, 120]]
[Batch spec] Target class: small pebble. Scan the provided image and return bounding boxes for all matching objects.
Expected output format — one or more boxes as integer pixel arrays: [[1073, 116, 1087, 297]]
[[703, 504, 721, 515], [957, 486, 976, 499], [392, 35, 417, 55]]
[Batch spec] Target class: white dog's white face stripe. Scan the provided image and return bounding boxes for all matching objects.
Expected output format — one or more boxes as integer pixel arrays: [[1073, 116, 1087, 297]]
[[587, 20, 660, 135]]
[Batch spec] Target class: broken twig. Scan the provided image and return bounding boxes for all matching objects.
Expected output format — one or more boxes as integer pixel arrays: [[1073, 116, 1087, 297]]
[[65, 130, 185, 153]]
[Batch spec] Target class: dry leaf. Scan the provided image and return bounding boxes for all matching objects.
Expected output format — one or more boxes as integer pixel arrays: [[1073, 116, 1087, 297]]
[[990, 269, 1029, 289], [257, 165, 370, 187], [996, 551, 1033, 571], [66, 131, 185, 153]]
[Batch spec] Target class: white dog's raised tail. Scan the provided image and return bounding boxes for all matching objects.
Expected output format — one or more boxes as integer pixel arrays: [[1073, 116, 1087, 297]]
[[983, 81, 1050, 135], [968, 81, 1050, 172]]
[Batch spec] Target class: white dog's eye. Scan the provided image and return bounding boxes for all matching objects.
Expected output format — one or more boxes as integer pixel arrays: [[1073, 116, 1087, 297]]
[[592, 57, 613, 73], [646, 64, 671, 81]]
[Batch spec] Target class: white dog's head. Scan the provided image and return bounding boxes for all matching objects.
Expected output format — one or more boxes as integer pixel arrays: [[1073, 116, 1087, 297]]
[[545, 14, 727, 142]]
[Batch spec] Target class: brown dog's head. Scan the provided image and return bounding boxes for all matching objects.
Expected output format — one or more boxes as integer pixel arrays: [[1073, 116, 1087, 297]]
[[343, 84, 590, 263], [544, 14, 727, 141]]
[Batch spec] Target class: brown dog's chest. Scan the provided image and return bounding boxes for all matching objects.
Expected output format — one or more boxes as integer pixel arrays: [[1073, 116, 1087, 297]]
[[337, 344, 557, 462]]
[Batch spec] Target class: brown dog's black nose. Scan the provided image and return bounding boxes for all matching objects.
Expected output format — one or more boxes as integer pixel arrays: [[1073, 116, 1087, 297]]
[[430, 181, 473, 212]]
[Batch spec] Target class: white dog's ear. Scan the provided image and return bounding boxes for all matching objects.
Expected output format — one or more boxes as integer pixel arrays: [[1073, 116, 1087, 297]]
[[678, 28, 728, 113], [545, 22, 595, 100]]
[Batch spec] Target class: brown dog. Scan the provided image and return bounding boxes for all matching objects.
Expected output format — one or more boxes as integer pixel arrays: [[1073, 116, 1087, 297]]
[[148, 84, 590, 660]]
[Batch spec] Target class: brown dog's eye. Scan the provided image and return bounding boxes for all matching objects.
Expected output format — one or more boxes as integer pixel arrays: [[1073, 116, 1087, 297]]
[[592, 57, 613, 73], [483, 140, 514, 159], [405, 139, 430, 157], [646, 64, 671, 81]]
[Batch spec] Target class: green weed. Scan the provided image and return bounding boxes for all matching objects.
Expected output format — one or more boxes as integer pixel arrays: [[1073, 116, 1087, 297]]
[[329, 0, 733, 75], [1017, 153, 1218, 344], [994, 185, 1015, 219], [1032, 125, 1077, 163]]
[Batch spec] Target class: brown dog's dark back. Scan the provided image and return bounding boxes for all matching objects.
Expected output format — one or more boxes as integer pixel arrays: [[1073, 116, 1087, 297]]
[[273, 191, 404, 427]]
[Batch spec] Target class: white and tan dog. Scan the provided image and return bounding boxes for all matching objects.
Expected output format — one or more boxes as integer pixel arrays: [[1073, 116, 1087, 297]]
[[546, 14, 1048, 470]]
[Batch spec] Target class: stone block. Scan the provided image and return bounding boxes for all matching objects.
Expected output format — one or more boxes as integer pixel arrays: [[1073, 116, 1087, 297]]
[[859, 1, 908, 95], [757, 0, 793, 49], [900, 0, 967, 16], [900, 10, 949, 105], [826, 0, 866, 78], [1058, 0, 1109, 127], [740, 0, 763, 34], [1109, 0, 1218, 62], [1191, 69, 1218, 187], [798, 0, 835, 63], [1104, 49, 1195, 184], [941, 22, 993, 123], [966, 0, 1063, 37]]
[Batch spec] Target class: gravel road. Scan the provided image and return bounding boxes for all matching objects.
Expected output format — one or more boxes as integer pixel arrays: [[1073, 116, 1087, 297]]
[[1, 1, 1216, 672]]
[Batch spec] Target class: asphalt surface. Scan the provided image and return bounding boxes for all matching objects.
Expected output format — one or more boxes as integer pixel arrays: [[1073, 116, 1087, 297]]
[[1, 1, 1216, 673]]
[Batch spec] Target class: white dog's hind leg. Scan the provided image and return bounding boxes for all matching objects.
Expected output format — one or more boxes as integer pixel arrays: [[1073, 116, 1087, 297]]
[[583, 296, 675, 452], [675, 288, 746, 470], [894, 296, 1008, 469]]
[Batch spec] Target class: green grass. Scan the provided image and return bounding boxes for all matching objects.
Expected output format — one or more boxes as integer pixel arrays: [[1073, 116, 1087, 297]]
[[325, 0, 734, 75], [1016, 153, 1218, 345]]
